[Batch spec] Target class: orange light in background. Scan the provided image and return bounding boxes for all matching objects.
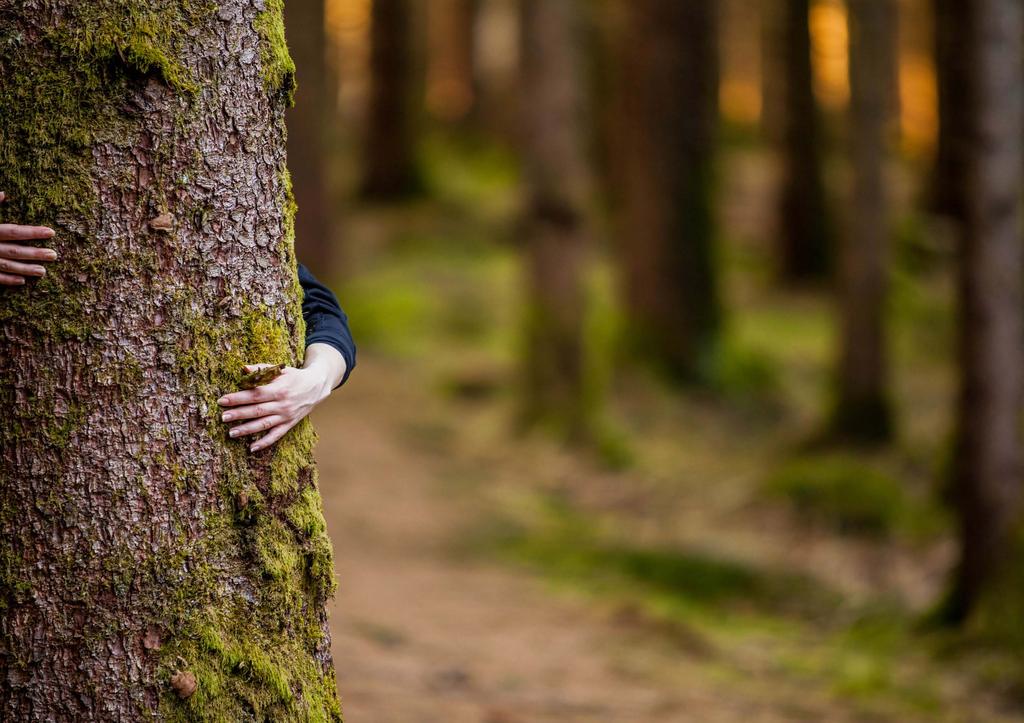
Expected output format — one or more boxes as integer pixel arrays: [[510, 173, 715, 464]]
[[326, 0, 372, 116], [810, 0, 849, 111], [426, 0, 477, 122], [719, 0, 763, 126], [897, 0, 938, 157]]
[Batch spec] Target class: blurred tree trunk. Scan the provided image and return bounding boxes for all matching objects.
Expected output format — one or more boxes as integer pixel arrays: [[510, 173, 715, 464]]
[[761, 0, 786, 144], [928, 0, 969, 219], [614, 0, 721, 381], [518, 0, 590, 436], [0, 2, 340, 719], [427, 0, 481, 125], [831, 0, 897, 442], [943, 0, 1024, 624], [286, 0, 333, 277], [776, 0, 831, 282], [362, 0, 420, 198]]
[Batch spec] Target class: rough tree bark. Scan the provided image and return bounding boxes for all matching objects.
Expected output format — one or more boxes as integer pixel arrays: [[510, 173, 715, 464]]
[[518, 0, 590, 437], [614, 0, 721, 381], [776, 0, 831, 282], [944, 0, 1024, 624], [286, 0, 333, 277], [361, 0, 420, 199], [0, 2, 341, 720], [831, 0, 897, 442]]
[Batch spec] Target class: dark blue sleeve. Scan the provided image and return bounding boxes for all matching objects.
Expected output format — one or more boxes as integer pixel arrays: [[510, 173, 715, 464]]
[[298, 263, 356, 387]]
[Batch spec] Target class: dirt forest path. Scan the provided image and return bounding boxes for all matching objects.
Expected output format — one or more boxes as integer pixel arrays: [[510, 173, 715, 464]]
[[312, 358, 874, 723]]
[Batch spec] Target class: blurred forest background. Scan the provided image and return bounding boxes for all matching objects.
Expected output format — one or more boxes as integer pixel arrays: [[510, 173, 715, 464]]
[[288, 0, 1024, 720]]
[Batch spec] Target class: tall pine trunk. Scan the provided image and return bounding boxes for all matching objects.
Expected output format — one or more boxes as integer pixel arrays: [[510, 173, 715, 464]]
[[831, 0, 897, 442], [0, 3, 341, 719], [928, 0, 969, 219], [761, 0, 786, 145], [361, 0, 420, 199], [614, 0, 721, 381], [518, 0, 590, 437], [286, 0, 333, 277], [776, 0, 831, 282], [944, 0, 1024, 624]]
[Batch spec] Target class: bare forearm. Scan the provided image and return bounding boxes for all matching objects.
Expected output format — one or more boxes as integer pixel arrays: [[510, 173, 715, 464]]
[[303, 342, 347, 398]]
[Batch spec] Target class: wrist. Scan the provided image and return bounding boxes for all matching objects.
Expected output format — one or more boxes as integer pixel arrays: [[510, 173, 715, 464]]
[[301, 344, 346, 398]]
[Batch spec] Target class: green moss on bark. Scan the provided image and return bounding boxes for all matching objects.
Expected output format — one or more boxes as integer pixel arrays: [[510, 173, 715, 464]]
[[2, 2, 341, 717], [156, 502, 339, 722], [255, 0, 297, 104]]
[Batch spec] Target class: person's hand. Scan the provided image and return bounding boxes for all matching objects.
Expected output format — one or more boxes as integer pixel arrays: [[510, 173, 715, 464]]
[[0, 192, 58, 286], [217, 344, 347, 451]]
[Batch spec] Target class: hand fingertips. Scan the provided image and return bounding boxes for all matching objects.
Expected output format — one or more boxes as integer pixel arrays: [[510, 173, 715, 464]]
[[250, 437, 272, 452]]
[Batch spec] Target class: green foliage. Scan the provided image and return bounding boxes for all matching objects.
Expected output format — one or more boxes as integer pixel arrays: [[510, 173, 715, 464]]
[[764, 453, 940, 539], [706, 338, 782, 400], [481, 497, 840, 623], [419, 132, 519, 214]]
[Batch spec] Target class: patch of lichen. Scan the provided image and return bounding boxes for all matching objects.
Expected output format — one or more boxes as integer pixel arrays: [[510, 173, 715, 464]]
[[0, 382, 88, 458], [285, 482, 337, 600], [177, 307, 294, 424], [254, 0, 297, 104], [45, 0, 217, 95], [156, 510, 341, 722], [0, 2, 210, 340]]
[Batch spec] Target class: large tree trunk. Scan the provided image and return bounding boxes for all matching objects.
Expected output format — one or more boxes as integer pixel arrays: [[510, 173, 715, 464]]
[[614, 0, 721, 382], [0, 2, 341, 720], [944, 0, 1024, 624], [286, 0, 334, 277], [831, 0, 897, 442], [776, 0, 831, 282], [361, 0, 420, 199], [518, 0, 590, 437]]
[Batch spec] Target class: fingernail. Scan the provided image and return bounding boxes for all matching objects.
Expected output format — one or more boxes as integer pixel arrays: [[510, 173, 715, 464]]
[[217, 397, 228, 405], [43, 250, 57, 260], [44, 229, 55, 238], [222, 412, 233, 422], [229, 429, 240, 438], [33, 267, 45, 276], [250, 444, 261, 452]]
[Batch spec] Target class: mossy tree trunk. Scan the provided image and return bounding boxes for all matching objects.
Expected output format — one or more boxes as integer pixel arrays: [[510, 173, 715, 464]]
[[614, 0, 721, 382], [776, 0, 831, 282], [0, 2, 341, 720], [943, 0, 1024, 625], [518, 0, 590, 438], [831, 0, 897, 443], [361, 0, 420, 199], [286, 0, 334, 277]]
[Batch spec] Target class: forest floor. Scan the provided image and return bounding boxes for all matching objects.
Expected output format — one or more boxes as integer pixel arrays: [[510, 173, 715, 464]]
[[310, 140, 1024, 722], [315, 349, 1022, 723]]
